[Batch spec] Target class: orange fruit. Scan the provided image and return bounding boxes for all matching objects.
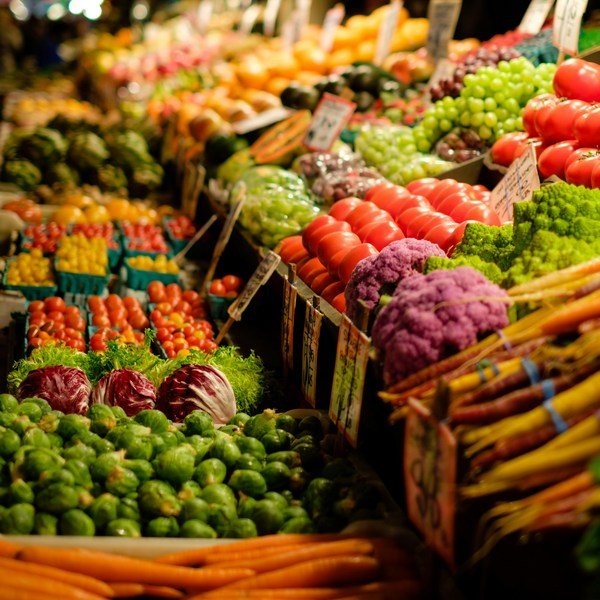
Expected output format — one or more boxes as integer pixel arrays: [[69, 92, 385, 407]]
[[84, 204, 111, 224], [268, 53, 301, 79], [332, 26, 361, 51], [52, 205, 85, 225], [236, 59, 269, 90], [265, 76, 291, 97], [327, 48, 355, 70], [105, 198, 130, 221], [355, 40, 376, 62]]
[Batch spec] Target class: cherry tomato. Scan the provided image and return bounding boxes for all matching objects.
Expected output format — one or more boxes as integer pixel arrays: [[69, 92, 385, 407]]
[[490, 132, 530, 167], [147, 281, 167, 303], [44, 297, 66, 313], [553, 58, 600, 103], [316, 231, 361, 267], [522, 93, 557, 137], [327, 197, 363, 221], [172, 300, 192, 315], [538, 99, 590, 144], [537, 140, 580, 180], [338, 243, 379, 284], [574, 106, 600, 148], [565, 151, 600, 188], [222, 275, 244, 292], [362, 220, 405, 251], [209, 279, 227, 296], [27, 300, 44, 314]]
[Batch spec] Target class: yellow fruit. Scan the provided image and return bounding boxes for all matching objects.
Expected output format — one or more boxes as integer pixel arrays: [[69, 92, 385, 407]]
[[52, 205, 85, 226], [84, 204, 111, 224]]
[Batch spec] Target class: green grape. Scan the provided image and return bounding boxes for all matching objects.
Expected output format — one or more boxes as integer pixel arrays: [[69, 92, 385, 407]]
[[470, 112, 485, 127], [484, 98, 497, 111], [467, 97, 484, 113], [459, 112, 471, 127], [478, 125, 493, 140]]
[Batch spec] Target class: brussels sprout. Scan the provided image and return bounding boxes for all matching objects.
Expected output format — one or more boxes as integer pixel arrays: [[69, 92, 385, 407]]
[[180, 497, 209, 523], [122, 459, 154, 483], [157, 431, 180, 451], [206, 503, 236, 535], [297, 415, 323, 439], [156, 445, 195, 487], [33, 512, 58, 535], [193, 458, 227, 487], [219, 425, 242, 436], [177, 480, 201, 501], [90, 452, 124, 482], [59, 509, 95, 536], [22, 428, 51, 449], [37, 468, 75, 490], [223, 518, 258, 538], [228, 413, 251, 428], [182, 411, 214, 436], [47, 433, 64, 449], [10, 415, 33, 436], [294, 444, 324, 473], [15, 402, 43, 423], [62, 443, 96, 466], [200, 483, 237, 508], [303, 478, 336, 521], [20, 397, 52, 415], [251, 499, 284, 535], [261, 461, 291, 491], [105, 518, 142, 537], [111, 406, 129, 421], [134, 410, 170, 434], [279, 517, 316, 534], [117, 497, 140, 521], [243, 409, 277, 439], [234, 436, 266, 460], [0, 503, 35, 534], [87, 404, 118, 437], [7, 479, 34, 504], [56, 415, 91, 440], [186, 435, 212, 464], [105, 466, 139, 497], [234, 453, 264, 472], [209, 438, 241, 469], [179, 520, 217, 539], [35, 482, 79, 514], [283, 506, 310, 521], [108, 426, 153, 460], [228, 470, 267, 498], [275, 414, 297, 435], [21, 447, 65, 481], [138, 481, 181, 518], [261, 429, 292, 453], [0, 429, 20, 458], [0, 412, 17, 428], [0, 394, 18, 413], [263, 491, 289, 511], [38, 412, 60, 434], [64, 459, 93, 490], [145, 516, 180, 537], [90, 437, 115, 456], [266, 451, 301, 469], [237, 494, 257, 519], [289, 466, 311, 495], [87, 493, 119, 530]]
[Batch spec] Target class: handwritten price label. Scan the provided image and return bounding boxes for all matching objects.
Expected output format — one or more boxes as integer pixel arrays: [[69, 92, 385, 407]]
[[228, 251, 281, 321], [490, 145, 540, 222], [405, 398, 457, 568], [374, 0, 403, 66], [426, 0, 462, 63], [320, 4, 345, 53], [553, 0, 589, 56], [301, 299, 323, 408], [328, 314, 370, 448], [281, 276, 298, 372], [304, 93, 356, 152], [518, 0, 555, 35]]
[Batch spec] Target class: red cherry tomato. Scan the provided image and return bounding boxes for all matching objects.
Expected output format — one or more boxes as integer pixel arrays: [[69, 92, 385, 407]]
[[338, 243, 379, 284], [553, 58, 600, 103], [490, 132, 530, 167], [209, 279, 227, 296], [327, 197, 364, 221], [362, 220, 405, 251], [538, 140, 580, 180]]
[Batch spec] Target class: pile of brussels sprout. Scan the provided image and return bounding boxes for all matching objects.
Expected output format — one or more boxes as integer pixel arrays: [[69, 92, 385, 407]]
[[0, 396, 384, 538]]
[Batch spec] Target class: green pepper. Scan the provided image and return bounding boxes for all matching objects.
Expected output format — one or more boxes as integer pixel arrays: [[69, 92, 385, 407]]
[[180, 497, 209, 523], [33, 512, 58, 535], [62, 443, 96, 466], [223, 518, 258, 538], [179, 520, 217, 539], [7, 479, 34, 504], [0, 503, 35, 534], [64, 459, 93, 490], [138, 480, 181, 518], [145, 516, 180, 537], [59, 509, 95, 536], [156, 444, 195, 487], [122, 459, 154, 483], [186, 435, 212, 464], [87, 493, 119, 530], [228, 413, 251, 428], [15, 402, 43, 423], [193, 458, 227, 487], [35, 482, 80, 514], [228, 470, 267, 498], [0, 394, 18, 413], [105, 466, 139, 497], [87, 404, 118, 437], [0, 429, 20, 458], [117, 497, 140, 521], [209, 437, 241, 470], [182, 411, 214, 436], [134, 409, 170, 434], [177, 480, 201, 501], [105, 518, 142, 537], [56, 414, 91, 441], [89, 451, 124, 481], [22, 428, 51, 449]]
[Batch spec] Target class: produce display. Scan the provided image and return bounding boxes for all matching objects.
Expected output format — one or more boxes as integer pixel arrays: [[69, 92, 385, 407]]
[[3, 251, 56, 289]]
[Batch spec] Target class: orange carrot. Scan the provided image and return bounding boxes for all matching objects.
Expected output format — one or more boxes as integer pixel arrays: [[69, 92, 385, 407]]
[[214, 539, 374, 574], [17, 546, 254, 590], [0, 557, 113, 597], [156, 535, 345, 566], [540, 293, 600, 336], [0, 538, 24, 558], [109, 583, 183, 598], [0, 587, 67, 600], [195, 555, 381, 595], [203, 544, 311, 565], [0, 566, 105, 600]]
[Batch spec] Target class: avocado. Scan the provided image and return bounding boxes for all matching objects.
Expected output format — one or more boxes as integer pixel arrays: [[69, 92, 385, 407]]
[[347, 64, 380, 94]]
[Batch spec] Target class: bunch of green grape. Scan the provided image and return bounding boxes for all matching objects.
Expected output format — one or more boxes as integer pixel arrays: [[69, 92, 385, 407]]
[[413, 57, 556, 153]]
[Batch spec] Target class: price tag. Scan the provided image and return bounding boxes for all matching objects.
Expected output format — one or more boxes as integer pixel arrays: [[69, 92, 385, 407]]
[[281, 276, 298, 372], [490, 145, 540, 222], [301, 298, 323, 408], [263, 0, 282, 36], [320, 4, 345, 53], [518, 0, 555, 35], [232, 107, 292, 135], [296, 0, 313, 35], [328, 314, 370, 448], [228, 251, 281, 321], [426, 0, 462, 63], [281, 12, 303, 51], [181, 163, 206, 220], [304, 93, 356, 152], [196, 0, 214, 34], [553, 0, 589, 56], [404, 398, 457, 568], [239, 4, 261, 35], [374, 0, 403, 66]]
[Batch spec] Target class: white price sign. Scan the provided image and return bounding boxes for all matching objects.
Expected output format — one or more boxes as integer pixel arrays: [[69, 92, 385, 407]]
[[426, 0, 462, 63], [303, 93, 356, 153], [320, 4, 345, 53], [301, 299, 323, 408], [374, 0, 403, 66], [518, 0, 555, 35], [553, 0, 589, 56], [263, 0, 282, 36], [490, 145, 540, 222], [239, 4, 261, 35]]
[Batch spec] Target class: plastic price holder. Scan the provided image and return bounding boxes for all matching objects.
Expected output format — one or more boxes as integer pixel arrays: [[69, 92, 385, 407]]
[[301, 296, 324, 408], [281, 264, 298, 377]]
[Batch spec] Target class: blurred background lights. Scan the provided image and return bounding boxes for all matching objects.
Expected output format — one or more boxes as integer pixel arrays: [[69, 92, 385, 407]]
[[9, 0, 29, 21]]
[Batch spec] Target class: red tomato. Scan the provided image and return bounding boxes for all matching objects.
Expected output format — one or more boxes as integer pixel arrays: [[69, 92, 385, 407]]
[[513, 137, 546, 161], [592, 162, 600, 189], [447, 199, 485, 223], [27, 300, 44, 314], [574, 106, 600, 148], [122, 296, 140, 311], [537, 140, 580, 180], [147, 281, 167, 303], [362, 220, 405, 251], [401, 207, 437, 238], [414, 212, 455, 238], [538, 99, 590, 144], [327, 247, 350, 279], [165, 283, 183, 302], [423, 221, 460, 252], [155, 302, 173, 315], [364, 182, 396, 202], [47, 311, 64, 323], [330, 293, 346, 314], [321, 281, 346, 305], [464, 203, 502, 226], [66, 314, 86, 331], [303, 218, 351, 256], [105, 294, 123, 311], [564, 148, 599, 174], [90, 336, 107, 352], [278, 235, 305, 263], [553, 58, 600, 103], [182, 289, 201, 305], [44, 296, 66, 313], [316, 231, 361, 267], [490, 132, 530, 167], [344, 202, 382, 230], [394, 205, 432, 236], [222, 275, 244, 292], [129, 312, 149, 330], [327, 197, 364, 221], [426, 179, 467, 207], [286, 246, 311, 266], [350, 208, 391, 233], [87, 296, 106, 314], [91, 313, 110, 328], [156, 327, 172, 342], [369, 188, 415, 219], [533, 97, 559, 137], [64, 305, 81, 318], [437, 191, 476, 217], [405, 178, 440, 196], [209, 279, 227, 296], [446, 220, 478, 256], [297, 257, 327, 285], [311, 271, 337, 295], [565, 151, 600, 188], [173, 300, 192, 315], [338, 243, 379, 284], [302, 215, 339, 251], [522, 93, 558, 137]]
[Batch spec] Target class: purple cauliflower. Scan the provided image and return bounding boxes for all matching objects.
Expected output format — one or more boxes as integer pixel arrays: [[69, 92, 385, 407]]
[[344, 239, 446, 321], [371, 266, 509, 386]]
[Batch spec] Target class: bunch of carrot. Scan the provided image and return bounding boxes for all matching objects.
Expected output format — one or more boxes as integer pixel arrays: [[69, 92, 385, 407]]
[[0, 533, 423, 600]]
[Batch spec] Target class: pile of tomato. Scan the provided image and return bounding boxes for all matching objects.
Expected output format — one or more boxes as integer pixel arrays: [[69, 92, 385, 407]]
[[207, 275, 244, 298], [26, 297, 86, 352]]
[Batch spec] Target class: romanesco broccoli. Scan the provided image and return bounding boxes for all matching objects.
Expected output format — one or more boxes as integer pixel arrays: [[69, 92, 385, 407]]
[[452, 222, 515, 270], [424, 255, 504, 286]]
